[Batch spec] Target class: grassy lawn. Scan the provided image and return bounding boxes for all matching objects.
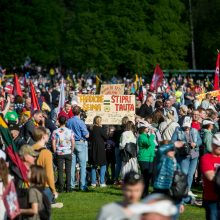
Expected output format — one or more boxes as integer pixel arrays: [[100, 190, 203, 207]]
[[52, 186, 205, 220]]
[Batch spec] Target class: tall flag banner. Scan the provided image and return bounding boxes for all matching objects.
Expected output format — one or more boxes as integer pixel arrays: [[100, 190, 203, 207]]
[[134, 74, 139, 90], [150, 64, 164, 91], [214, 52, 220, 90], [57, 78, 65, 115], [96, 75, 101, 94], [138, 76, 144, 102], [13, 74, 23, 97], [30, 81, 40, 110], [0, 116, 28, 182]]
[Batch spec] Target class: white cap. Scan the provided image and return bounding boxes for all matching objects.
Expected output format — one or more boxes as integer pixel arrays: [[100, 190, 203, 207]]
[[129, 200, 177, 217], [202, 119, 215, 126], [212, 132, 220, 146], [137, 120, 153, 129]]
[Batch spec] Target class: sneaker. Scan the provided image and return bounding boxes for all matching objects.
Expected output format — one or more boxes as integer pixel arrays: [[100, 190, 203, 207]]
[[51, 202, 64, 208], [91, 184, 96, 188], [100, 184, 107, 188], [188, 191, 198, 197]]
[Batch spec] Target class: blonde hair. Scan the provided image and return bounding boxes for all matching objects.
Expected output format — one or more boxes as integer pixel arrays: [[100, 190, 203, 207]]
[[93, 116, 102, 126]]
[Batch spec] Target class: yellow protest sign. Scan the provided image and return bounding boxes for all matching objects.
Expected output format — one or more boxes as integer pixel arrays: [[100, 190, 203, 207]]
[[78, 95, 135, 125], [100, 84, 125, 95]]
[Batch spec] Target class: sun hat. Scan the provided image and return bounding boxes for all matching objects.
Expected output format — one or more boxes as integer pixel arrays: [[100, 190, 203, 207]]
[[19, 145, 39, 157], [202, 119, 215, 126]]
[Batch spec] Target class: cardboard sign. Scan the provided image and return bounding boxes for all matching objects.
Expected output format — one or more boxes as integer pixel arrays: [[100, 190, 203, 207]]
[[100, 84, 125, 95], [78, 95, 135, 124], [196, 90, 220, 102]]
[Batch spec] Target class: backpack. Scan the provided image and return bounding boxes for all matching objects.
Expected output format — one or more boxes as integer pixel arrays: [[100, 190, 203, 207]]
[[214, 166, 220, 196], [32, 187, 51, 220], [169, 170, 189, 200]]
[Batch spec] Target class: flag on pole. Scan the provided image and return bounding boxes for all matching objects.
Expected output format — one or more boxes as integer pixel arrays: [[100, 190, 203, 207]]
[[13, 74, 23, 97], [150, 64, 164, 91], [57, 78, 65, 115], [0, 116, 28, 183], [214, 52, 220, 90], [30, 81, 40, 110], [96, 75, 101, 94], [138, 76, 144, 102]]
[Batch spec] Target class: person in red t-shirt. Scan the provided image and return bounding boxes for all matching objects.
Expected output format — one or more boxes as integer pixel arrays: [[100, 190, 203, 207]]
[[201, 133, 220, 220], [58, 101, 74, 120], [191, 110, 201, 131]]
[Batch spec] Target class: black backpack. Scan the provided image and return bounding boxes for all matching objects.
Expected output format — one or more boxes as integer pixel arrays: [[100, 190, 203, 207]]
[[214, 166, 220, 196], [169, 170, 189, 200], [32, 187, 51, 220]]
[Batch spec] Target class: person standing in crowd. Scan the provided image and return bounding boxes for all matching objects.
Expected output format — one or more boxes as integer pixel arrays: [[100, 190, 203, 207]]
[[32, 127, 58, 203], [120, 121, 138, 179], [137, 121, 156, 196], [137, 94, 154, 118], [20, 165, 51, 220], [67, 106, 89, 191], [4, 103, 18, 124], [23, 110, 44, 145], [201, 133, 220, 220], [89, 116, 108, 187], [184, 87, 194, 106], [114, 116, 129, 185], [159, 110, 179, 141], [52, 116, 75, 192], [201, 94, 211, 110], [178, 105, 188, 127], [163, 100, 179, 122], [97, 171, 144, 220], [191, 110, 201, 131], [171, 116, 202, 198], [58, 101, 74, 120], [9, 123, 26, 150], [202, 119, 215, 153]]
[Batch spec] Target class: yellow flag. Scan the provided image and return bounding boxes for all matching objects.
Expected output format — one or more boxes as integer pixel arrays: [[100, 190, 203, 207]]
[[134, 74, 139, 90]]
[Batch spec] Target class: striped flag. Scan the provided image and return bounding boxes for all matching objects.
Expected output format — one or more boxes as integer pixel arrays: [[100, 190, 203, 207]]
[[57, 78, 65, 115], [0, 116, 28, 182]]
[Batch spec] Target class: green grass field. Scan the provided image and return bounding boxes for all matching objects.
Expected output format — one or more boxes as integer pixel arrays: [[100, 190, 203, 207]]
[[52, 186, 205, 220]]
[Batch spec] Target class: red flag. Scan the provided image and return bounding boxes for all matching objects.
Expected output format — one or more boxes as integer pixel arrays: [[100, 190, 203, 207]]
[[150, 64, 164, 91], [13, 74, 23, 97], [214, 53, 220, 90], [30, 81, 40, 110], [3, 180, 20, 219]]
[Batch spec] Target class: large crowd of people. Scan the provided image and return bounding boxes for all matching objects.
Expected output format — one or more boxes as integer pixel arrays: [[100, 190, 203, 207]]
[[0, 69, 220, 220]]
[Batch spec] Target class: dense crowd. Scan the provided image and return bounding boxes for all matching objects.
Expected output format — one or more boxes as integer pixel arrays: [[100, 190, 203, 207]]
[[0, 69, 220, 220]]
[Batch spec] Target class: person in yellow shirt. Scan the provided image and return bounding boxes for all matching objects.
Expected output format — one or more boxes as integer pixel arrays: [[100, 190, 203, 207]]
[[32, 127, 58, 203], [175, 87, 183, 106]]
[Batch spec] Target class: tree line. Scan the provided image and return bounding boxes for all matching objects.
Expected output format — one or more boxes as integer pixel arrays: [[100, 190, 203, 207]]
[[0, 0, 219, 75]]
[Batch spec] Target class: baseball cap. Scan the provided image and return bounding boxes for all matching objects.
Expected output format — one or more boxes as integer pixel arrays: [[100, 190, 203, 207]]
[[212, 133, 220, 146], [19, 145, 39, 157], [202, 119, 215, 126], [8, 124, 20, 131]]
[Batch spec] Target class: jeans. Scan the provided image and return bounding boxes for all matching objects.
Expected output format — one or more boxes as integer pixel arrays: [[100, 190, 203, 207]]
[[178, 156, 198, 190], [57, 154, 72, 191], [71, 141, 87, 190], [203, 201, 220, 220], [115, 147, 122, 180], [43, 187, 54, 204], [91, 165, 106, 185]]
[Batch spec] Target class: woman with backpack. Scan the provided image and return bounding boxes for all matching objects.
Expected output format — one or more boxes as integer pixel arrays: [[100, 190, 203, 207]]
[[153, 140, 186, 219], [20, 165, 51, 220]]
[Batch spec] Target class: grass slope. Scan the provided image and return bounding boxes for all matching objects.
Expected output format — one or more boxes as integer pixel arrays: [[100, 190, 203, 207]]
[[52, 186, 205, 220]]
